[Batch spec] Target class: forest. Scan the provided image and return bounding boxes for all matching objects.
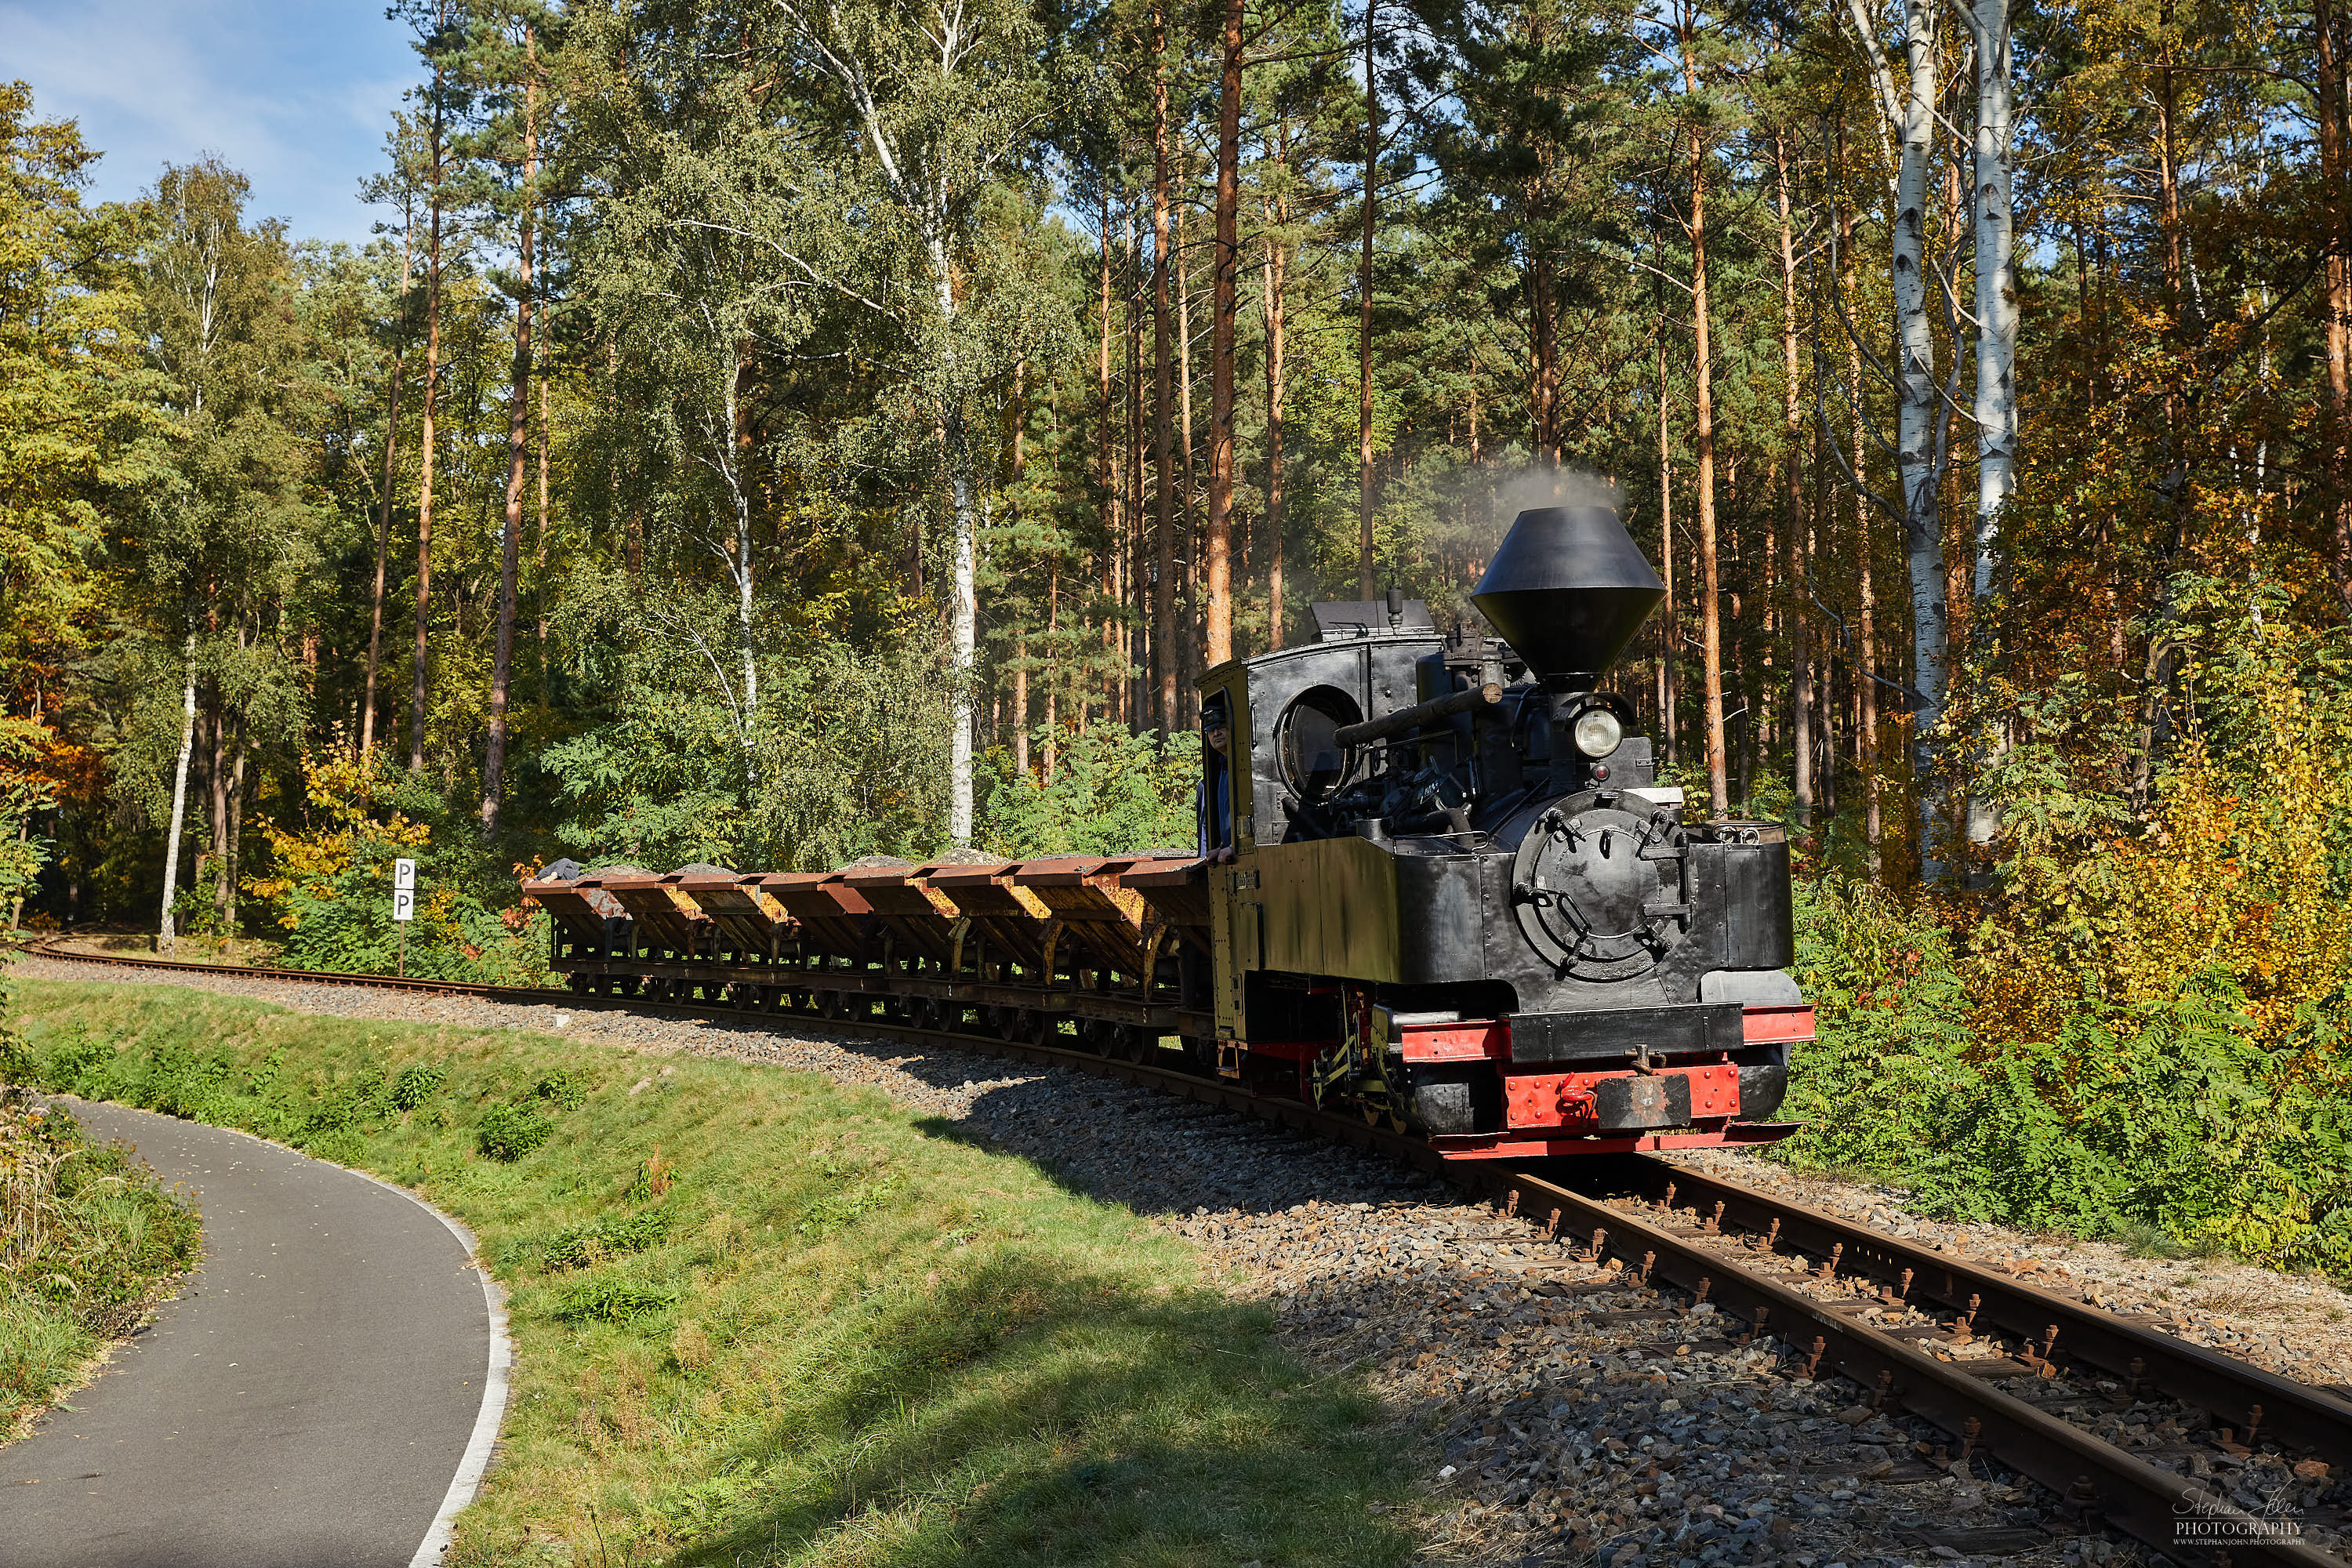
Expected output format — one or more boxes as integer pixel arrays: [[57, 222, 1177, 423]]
[[2, 0, 2349, 1265]]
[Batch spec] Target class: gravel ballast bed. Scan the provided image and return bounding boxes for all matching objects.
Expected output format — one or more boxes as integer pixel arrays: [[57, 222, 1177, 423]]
[[17, 952, 2350, 1568]]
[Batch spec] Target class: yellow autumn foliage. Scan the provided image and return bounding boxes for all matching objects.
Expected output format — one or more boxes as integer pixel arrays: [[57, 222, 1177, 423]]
[[242, 751, 429, 927]]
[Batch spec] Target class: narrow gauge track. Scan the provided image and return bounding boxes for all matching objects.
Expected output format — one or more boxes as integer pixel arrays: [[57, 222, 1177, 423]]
[[25, 939, 2348, 1566]]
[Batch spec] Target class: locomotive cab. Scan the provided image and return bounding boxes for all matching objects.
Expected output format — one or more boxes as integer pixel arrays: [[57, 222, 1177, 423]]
[[1196, 503, 1811, 1158]]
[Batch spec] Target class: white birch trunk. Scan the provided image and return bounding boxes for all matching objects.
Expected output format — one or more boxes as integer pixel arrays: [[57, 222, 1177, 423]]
[[157, 634, 198, 953], [938, 252, 977, 847], [1961, 0, 2017, 855], [1846, 0, 1951, 881], [1964, 0, 2016, 591]]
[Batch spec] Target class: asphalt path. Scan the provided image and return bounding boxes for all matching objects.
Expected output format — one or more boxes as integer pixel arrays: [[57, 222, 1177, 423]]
[[0, 1101, 507, 1568]]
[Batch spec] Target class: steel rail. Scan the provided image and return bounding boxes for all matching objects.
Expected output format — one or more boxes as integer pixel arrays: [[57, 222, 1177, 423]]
[[1617, 1158, 2352, 1476], [20, 939, 2344, 1565], [1487, 1172, 2340, 1568]]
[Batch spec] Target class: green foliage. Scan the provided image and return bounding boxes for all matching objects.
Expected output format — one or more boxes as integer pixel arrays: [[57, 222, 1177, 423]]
[[531, 1068, 587, 1110], [0, 973, 27, 1085], [477, 1100, 554, 1163], [543, 591, 953, 870], [976, 726, 1200, 858], [1784, 879, 2352, 1272], [553, 1276, 677, 1326], [542, 1207, 670, 1270], [0, 717, 55, 920], [0, 83, 169, 695], [391, 1061, 446, 1111], [1775, 601, 2352, 1274], [246, 753, 555, 985]]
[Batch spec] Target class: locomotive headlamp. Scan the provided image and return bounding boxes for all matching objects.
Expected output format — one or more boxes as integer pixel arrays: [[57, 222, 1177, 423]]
[[1572, 708, 1623, 759]]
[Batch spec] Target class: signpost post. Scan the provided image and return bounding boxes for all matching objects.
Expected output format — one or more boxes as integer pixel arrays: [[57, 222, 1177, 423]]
[[392, 858, 416, 977]]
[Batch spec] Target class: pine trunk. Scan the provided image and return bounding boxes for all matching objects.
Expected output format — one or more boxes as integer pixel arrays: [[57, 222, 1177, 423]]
[[1686, 102, 1730, 818], [1262, 181, 1289, 652], [410, 71, 445, 774], [361, 212, 411, 764], [2321, 0, 2352, 610], [1206, 0, 1244, 667], [483, 38, 535, 842], [1356, 5, 1379, 598], [1773, 131, 1812, 829], [1151, 7, 1178, 733]]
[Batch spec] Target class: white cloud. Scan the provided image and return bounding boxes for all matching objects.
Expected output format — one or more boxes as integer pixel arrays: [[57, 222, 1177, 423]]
[[1, 0, 412, 245]]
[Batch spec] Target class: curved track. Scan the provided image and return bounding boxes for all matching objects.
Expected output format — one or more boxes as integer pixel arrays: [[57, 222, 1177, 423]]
[[23, 938, 2349, 1566]]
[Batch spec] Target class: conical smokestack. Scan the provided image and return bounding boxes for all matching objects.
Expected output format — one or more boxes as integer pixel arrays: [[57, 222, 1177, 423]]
[[1470, 506, 1664, 688]]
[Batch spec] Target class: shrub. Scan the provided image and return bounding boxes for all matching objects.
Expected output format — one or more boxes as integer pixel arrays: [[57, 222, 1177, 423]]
[[532, 1069, 588, 1110], [391, 1062, 446, 1111], [543, 1208, 670, 1270], [477, 1102, 555, 1163], [243, 751, 554, 985], [553, 1276, 675, 1325]]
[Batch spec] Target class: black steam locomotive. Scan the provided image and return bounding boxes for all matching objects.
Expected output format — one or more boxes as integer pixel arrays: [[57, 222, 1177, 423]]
[[527, 504, 1808, 1162], [1189, 503, 1807, 1156]]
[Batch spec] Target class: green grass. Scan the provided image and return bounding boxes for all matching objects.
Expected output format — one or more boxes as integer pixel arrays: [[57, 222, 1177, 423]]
[[5, 978, 1419, 1566], [0, 1089, 201, 1439]]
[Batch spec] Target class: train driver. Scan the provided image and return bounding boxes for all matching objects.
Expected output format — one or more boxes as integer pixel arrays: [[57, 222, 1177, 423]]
[[1198, 695, 1235, 863]]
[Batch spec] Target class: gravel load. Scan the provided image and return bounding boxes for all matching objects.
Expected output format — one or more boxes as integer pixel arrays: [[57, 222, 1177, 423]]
[[18, 950, 2351, 1568]]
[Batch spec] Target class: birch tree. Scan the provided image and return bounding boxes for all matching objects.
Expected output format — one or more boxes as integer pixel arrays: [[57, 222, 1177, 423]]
[[770, 0, 1054, 846], [568, 95, 804, 803], [135, 162, 314, 948], [1838, 0, 1959, 880], [1956, 0, 2016, 593]]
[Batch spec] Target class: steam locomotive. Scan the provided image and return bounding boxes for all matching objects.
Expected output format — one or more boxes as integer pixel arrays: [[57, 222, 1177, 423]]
[[524, 504, 1810, 1161]]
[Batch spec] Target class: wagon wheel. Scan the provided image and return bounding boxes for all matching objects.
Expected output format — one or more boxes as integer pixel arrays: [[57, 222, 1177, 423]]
[[996, 1007, 1029, 1042]]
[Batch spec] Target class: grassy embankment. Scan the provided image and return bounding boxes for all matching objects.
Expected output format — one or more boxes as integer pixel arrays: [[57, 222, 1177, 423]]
[[0, 1066, 201, 1440], [5, 975, 1417, 1566]]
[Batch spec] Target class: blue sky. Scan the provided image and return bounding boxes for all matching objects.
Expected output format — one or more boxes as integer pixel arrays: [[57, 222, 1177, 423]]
[[2, 0, 416, 248]]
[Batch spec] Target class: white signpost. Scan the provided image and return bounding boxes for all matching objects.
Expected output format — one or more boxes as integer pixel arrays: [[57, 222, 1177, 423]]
[[392, 858, 416, 975]]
